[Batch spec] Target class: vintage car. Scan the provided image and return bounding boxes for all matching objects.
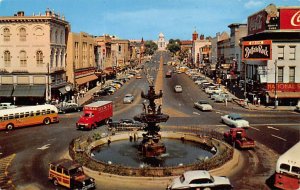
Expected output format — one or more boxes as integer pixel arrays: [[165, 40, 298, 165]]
[[123, 94, 134, 104], [136, 74, 142, 79], [174, 85, 183, 93], [213, 93, 233, 103], [205, 86, 222, 95], [0, 102, 17, 110], [167, 170, 232, 190], [221, 113, 250, 128], [194, 100, 213, 111], [48, 159, 95, 189], [58, 103, 83, 114]]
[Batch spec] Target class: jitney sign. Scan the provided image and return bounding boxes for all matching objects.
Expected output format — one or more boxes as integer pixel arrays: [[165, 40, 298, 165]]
[[242, 40, 272, 60]]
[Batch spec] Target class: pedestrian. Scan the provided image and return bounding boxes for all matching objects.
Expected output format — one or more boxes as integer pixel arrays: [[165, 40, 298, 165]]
[[253, 96, 257, 105], [244, 97, 249, 108], [258, 98, 261, 106], [225, 97, 228, 107]]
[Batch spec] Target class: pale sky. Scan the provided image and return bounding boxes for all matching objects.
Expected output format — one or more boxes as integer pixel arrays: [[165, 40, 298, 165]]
[[0, 0, 299, 40]]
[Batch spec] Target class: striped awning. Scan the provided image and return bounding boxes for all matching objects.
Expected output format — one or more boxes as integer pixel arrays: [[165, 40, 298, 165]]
[[75, 74, 98, 85], [12, 85, 45, 97], [0, 85, 13, 97]]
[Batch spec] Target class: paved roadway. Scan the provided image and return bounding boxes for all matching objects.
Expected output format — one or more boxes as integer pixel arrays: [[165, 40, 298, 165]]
[[0, 51, 299, 189]]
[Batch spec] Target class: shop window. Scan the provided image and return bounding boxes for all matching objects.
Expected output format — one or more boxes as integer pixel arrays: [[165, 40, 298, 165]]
[[277, 67, 284, 83], [278, 46, 284, 60], [289, 67, 295, 83]]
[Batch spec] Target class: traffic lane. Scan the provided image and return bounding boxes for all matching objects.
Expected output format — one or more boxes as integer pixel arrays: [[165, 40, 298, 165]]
[[246, 124, 299, 154]]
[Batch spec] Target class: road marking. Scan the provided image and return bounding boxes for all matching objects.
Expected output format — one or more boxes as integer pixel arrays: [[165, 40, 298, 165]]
[[37, 144, 51, 150], [251, 123, 299, 126], [271, 134, 287, 142], [267, 126, 279, 131], [193, 112, 200, 115], [249, 126, 260, 131]]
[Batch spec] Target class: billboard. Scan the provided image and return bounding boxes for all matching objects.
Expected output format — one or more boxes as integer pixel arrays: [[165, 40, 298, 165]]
[[248, 10, 267, 35], [242, 40, 272, 60], [280, 9, 300, 30]]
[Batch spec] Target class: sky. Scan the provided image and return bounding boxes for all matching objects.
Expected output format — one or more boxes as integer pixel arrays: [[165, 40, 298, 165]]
[[0, 0, 299, 40]]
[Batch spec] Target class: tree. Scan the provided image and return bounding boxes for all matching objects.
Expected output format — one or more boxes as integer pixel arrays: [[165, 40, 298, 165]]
[[144, 40, 158, 55], [167, 39, 181, 55]]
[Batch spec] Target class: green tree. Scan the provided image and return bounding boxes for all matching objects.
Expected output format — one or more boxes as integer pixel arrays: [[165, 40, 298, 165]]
[[167, 39, 181, 55], [144, 40, 158, 55]]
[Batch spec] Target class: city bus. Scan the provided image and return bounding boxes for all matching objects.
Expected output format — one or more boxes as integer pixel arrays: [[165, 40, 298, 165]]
[[274, 141, 300, 190], [0, 104, 59, 130]]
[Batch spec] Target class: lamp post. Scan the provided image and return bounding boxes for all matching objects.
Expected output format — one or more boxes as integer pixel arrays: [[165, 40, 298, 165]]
[[47, 63, 51, 102], [244, 61, 247, 98], [274, 60, 278, 109]]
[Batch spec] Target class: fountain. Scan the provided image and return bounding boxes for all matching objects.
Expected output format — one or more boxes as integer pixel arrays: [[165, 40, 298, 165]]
[[133, 85, 169, 158]]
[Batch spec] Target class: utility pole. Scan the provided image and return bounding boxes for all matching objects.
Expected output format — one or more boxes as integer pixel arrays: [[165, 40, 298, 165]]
[[274, 60, 278, 109], [244, 61, 247, 98], [47, 62, 51, 102]]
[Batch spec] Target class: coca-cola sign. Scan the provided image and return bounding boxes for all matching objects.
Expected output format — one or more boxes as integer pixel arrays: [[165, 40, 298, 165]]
[[242, 40, 272, 60], [280, 9, 300, 30], [248, 11, 267, 35]]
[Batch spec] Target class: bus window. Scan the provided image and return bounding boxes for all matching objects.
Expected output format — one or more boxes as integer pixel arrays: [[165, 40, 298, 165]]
[[46, 109, 50, 114], [25, 112, 29, 117], [8, 114, 14, 120], [20, 113, 24, 118], [15, 113, 20, 119], [30, 111, 34, 116], [0, 117, 2, 121], [292, 166, 300, 174], [51, 110, 56, 114], [3, 116, 8, 120], [280, 164, 290, 172], [41, 110, 46, 115], [36, 111, 41, 116]]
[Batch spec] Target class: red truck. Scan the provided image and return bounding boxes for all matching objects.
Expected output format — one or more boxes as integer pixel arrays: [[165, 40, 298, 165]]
[[76, 101, 113, 130], [223, 128, 255, 149]]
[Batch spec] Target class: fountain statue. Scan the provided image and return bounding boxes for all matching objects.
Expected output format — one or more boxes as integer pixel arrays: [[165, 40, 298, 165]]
[[134, 85, 169, 158]]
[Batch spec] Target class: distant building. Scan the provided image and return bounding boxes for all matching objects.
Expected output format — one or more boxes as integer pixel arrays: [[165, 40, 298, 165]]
[[157, 32, 167, 51], [192, 34, 211, 68], [0, 9, 70, 104]]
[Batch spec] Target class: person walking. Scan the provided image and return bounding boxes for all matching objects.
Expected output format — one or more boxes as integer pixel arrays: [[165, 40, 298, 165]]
[[258, 98, 261, 106], [225, 97, 228, 107], [254, 96, 257, 105]]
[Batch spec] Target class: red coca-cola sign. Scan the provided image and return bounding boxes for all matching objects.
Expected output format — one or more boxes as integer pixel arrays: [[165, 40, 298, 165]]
[[280, 9, 300, 30]]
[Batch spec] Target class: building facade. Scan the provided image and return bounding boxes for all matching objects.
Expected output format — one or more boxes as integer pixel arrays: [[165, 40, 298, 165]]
[[192, 34, 211, 68], [242, 4, 300, 106], [157, 32, 167, 51], [0, 10, 70, 104], [66, 32, 98, 100]]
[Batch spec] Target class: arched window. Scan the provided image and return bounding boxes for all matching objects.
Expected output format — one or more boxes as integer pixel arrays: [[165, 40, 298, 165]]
[[20, 50, 27, 66], [55, 31, 58, 43], [3, 28, 10, 41], [4, 51, 11, 65], [36, 51, 43, 65], [19, 28, 26, 41], [60, 31, 63, 44]]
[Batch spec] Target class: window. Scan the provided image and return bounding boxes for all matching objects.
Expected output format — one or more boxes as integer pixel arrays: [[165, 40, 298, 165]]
[[20, 51, 27, 66], [278, 46, 284, 60], [4, 51, 11, 65], [3, 28, 10, 41], [289, 67, 295, 83], [36, 110, 41, 116], [292, 166, 300, 174], [19, 28, 26, 41], [280, 164, 290, 172], [277, 67, 284, 83], [36, 51, 43, 65], [56, 167, 62, 173], [289, 46, 296, 60], [55, 31, 58, 43]]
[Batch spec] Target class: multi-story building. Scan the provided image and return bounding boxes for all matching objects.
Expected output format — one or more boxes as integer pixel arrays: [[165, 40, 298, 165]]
[[0, 9, 70, 104], [192, 34, 211, 68], [217, 32, 231, 79], [111, 39, 130, 70], [66, 32, 98, 99], [242, 4, 300, 106]]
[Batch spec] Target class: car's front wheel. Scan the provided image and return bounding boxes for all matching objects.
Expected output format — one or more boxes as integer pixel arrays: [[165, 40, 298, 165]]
[[43, 117, 51, 125]]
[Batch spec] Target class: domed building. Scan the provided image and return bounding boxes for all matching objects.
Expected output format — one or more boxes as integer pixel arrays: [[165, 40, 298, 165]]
[[156, 32, 168, 51]]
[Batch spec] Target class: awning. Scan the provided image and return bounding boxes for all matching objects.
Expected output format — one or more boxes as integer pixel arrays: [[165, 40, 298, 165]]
[[268, 91, 300, 99], [0, 85, 14, 97], [58, 87, 67, 94], [75, 74, 98, 85], [12, 85, 45, 97]]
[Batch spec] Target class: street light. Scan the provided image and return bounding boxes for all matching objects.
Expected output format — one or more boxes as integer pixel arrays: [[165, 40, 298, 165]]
[[274, 60, 278, 109]]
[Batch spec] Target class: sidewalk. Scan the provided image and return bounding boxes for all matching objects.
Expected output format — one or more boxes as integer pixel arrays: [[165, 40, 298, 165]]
[[77, 85, 102, 106]]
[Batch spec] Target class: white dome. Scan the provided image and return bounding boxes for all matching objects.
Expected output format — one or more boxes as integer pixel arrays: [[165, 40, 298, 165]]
[[159, 32, 164, 38]]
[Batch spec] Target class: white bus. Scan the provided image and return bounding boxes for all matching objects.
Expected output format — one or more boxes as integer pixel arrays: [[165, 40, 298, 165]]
[[0, 105, 59, 130], [274, 141, 300, 190]]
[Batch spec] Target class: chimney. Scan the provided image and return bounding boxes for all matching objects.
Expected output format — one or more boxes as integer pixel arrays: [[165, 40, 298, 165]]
[[17, 11, 25, 16], [45, 8, 52, 16]]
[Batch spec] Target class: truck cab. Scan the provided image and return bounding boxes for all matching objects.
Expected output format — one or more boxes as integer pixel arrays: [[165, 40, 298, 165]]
[[48, 159, 95, 189], [224, 128, 255, 149]]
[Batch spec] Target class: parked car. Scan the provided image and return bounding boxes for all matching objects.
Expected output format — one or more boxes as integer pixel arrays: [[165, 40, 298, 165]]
[[194, 100, 213, 111], [221, 113, 250, 128], [295, 101, 300, 112], [123, 94, 134, 104], [174, 85, 183, 93], [58, 103, 83, 114], [167, 170, 232, 190], [214, 93, 233, 103], [136, 74, 142, 79], [0, 102, 17, 110], [205, 85, 222, 95]]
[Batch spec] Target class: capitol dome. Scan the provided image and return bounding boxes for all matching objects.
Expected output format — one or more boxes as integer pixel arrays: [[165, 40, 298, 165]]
[[159, 32, 164, 38]]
